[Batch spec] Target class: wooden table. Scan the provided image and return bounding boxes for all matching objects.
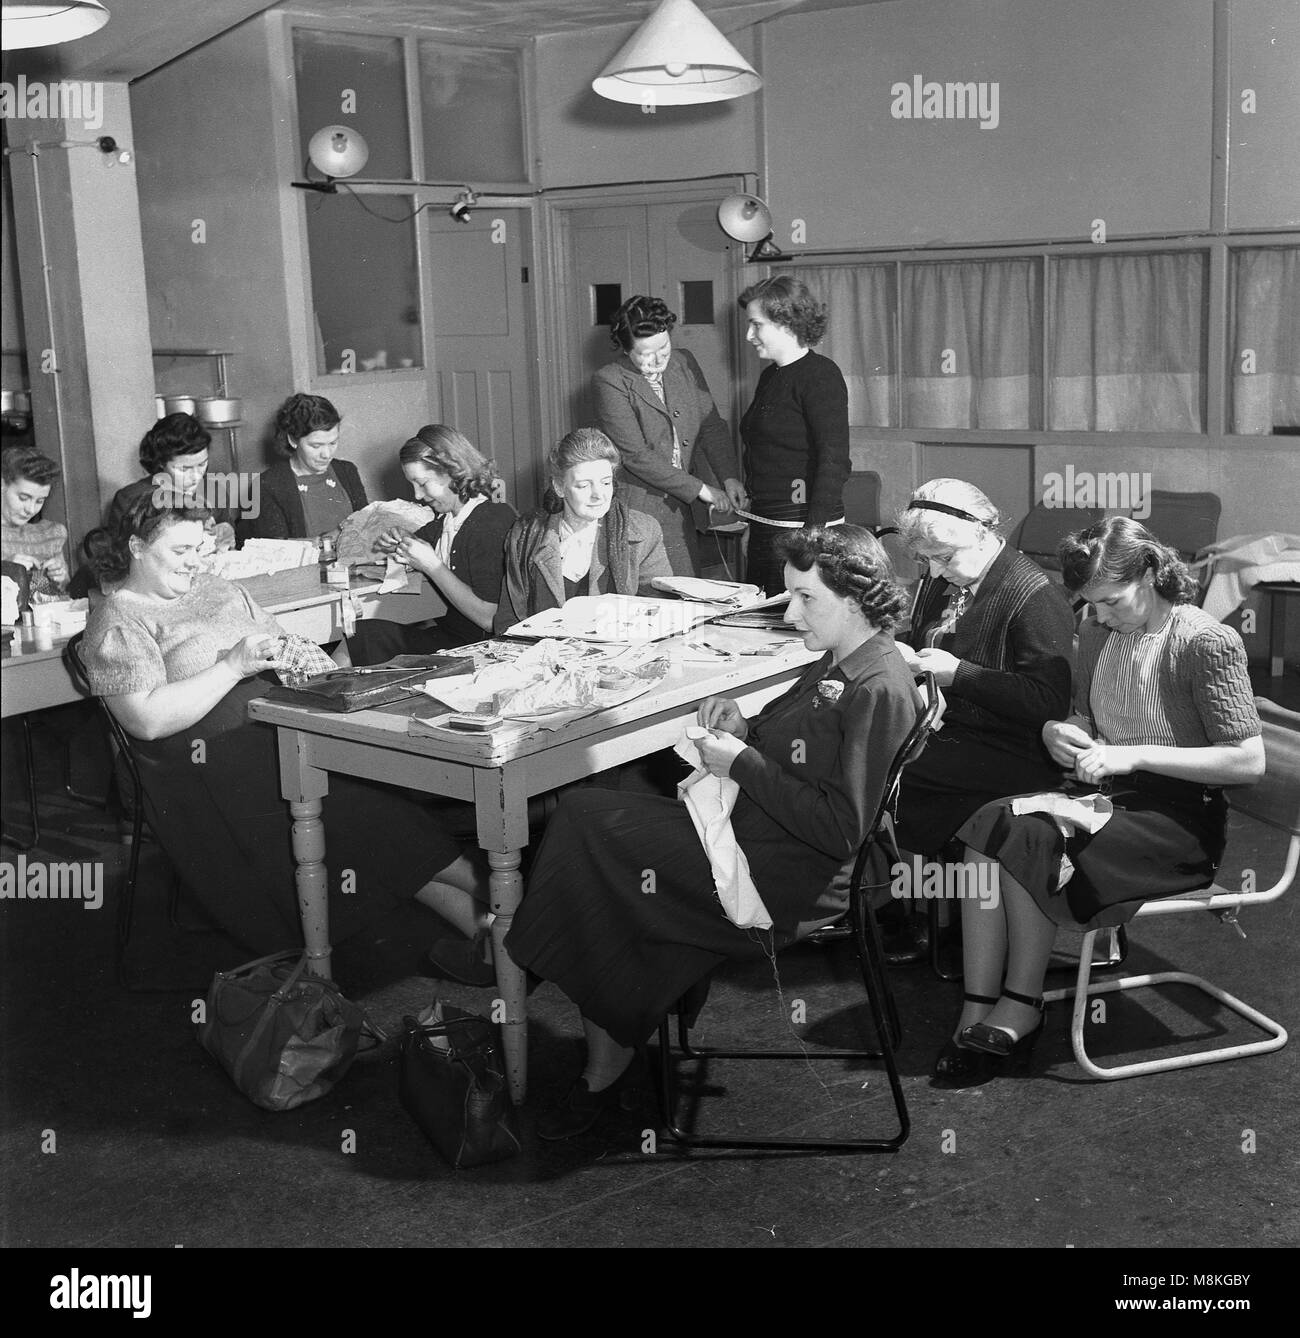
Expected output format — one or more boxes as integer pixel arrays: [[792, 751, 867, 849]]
[[1, 634, 81, 718], [248, 631, 817, 1104]]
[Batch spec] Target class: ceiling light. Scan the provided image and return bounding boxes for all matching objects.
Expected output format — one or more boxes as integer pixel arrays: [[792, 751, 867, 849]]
[[593, 0, 761, 107], [0, 1, 109, 50]]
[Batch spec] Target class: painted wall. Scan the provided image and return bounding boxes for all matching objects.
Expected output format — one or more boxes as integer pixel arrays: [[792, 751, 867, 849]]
[[761, 0, 1216, 249], [1, 171, 23, 371], [531, 24, 760, 189]]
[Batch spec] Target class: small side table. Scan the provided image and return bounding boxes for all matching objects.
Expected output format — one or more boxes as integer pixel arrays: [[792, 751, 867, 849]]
[[1257, 582, 1300, 678]]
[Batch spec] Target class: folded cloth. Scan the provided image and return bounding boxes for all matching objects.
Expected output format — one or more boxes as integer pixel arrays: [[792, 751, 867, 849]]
[[1195, 532, 1300, 622], [336, 500, 433, 567], [674, 726, 773, 930], [1010, 790, 1114, 891], [271, 634, 338, 686]]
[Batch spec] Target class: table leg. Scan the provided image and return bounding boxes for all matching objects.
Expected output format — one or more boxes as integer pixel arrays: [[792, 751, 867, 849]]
[[488, 847, 528, 1106], [1267, 588, 1287, 679], [277, 729, 332, 978]]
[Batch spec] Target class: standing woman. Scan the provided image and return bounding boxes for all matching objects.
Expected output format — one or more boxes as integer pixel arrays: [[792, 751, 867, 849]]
[[493, 428, 672, 633], [244, 393, 367, 543], [345, 425, 516, 663], [738, 276, 851, 594], [592, 295, 745, 576]]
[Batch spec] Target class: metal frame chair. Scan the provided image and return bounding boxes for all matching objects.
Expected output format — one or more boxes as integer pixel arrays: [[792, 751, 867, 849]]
[[654, 673, 943, 1152], [1043, 697, 1297, 1079]]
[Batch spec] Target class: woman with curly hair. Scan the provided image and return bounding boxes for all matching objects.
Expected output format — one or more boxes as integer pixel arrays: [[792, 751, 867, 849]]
[[737, 275, 851, 594], [932, 516, 1264, 1088], [244, 392, 367, 542], [505, 524, 922, 1138], [345, 424, 516, 663], [592, 295, 744, 576]]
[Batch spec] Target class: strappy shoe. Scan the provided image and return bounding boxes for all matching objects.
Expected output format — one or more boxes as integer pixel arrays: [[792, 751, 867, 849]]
[[960, 987, 1046, 1069], [932, 992, 1001, 1089]]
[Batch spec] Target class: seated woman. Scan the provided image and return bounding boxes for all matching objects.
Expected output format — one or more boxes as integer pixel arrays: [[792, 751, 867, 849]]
[[891, 478, 1076, 860], [107, 413, 238, 549], [1, 446, 69, 598], [242, 393, 367, 543], [505, 525, 921, 1139], [934, 517, 1264, 1087], [344, 425, 516, 664], [80, 494, 487, 959], [493, 427, 672, 633]]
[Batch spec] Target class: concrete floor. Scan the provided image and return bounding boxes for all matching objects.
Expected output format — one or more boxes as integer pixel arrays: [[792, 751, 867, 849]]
[[2, 671, 1297, 1255]]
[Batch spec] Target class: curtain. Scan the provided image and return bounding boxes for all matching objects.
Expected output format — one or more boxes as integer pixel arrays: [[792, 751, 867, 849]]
[[901, 260, 1039, 429], [1230, 247, 1300, 435], [789, 265, 895, 427], [1049, 252, 1205, 432]]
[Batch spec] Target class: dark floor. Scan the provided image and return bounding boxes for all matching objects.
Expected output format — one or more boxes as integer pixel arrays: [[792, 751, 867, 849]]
[[1, 667, 1298, 1253]]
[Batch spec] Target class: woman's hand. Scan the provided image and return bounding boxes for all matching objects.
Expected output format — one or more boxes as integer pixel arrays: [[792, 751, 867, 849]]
[[723, 478, 748, 511], [910, 646, 961, 687], [396, 534, 441, 577], [222, 633, 281, 680], [1072, 743, 1139, 785], [697, 484, 733, 515], [1042, 719, 1095, 769], [894, 640, 922, 672], [697, 728, 748, 778], [697, 695, 748, 738], [372, 526, 405, 556], [42, 555, 69, 584]]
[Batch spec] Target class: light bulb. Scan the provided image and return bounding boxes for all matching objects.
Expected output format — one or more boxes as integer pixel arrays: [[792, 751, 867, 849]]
[[664, 62, 689, 78]]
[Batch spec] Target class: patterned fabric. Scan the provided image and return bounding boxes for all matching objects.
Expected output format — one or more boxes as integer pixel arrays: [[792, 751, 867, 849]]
[[1090, 617, 1179, 747], [640, 369, 683, 468], [273, 634, 337, 686], [925, 584, 970, 647]]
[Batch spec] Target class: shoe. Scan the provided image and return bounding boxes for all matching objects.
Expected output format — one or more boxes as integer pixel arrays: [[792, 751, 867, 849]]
[[931, 991, 1000, 1088], [960, 987, 1046, 1068], [535, 1063, 644, 1142], [418, 929, 494, 988], [883, 915, 931, 967]]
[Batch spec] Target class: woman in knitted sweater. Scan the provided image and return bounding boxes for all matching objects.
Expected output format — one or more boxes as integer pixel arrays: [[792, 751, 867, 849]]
[[934, 517, 1264, 1087]]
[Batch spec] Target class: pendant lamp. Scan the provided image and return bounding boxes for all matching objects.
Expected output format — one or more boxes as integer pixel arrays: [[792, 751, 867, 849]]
[[1, 1, 109, 50], [593, 0, 761, 106]]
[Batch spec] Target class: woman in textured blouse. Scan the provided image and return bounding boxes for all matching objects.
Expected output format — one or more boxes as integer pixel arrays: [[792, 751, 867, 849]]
[[345, 425, 516, 664], [80, 493, 486, 958], [737, 276, 850, 594], [592, 295, 745, 577], [1, 446, 69, 595], [933, 517, 1264, 1088], [243, 393, 367, 543]]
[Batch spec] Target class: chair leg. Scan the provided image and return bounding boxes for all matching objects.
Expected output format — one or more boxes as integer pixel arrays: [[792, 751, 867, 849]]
[[1043, 930, 1289, 1079], [927, 898, 963, 982]]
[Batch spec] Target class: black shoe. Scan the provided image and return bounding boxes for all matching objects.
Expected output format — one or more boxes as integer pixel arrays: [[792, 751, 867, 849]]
[[536, 1065, 644, 1142], [960, 988, 1046, 1069], [932, 990, 1001, 1089], [418, 930, 494, 988], [883, 915, 931, 966]]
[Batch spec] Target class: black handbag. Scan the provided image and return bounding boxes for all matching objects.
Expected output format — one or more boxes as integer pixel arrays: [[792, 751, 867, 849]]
[[398, 1004, 521, 1168]]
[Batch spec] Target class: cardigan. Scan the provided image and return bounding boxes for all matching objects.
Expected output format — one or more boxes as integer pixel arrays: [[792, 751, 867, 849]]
[[241, 457, 367, 542], [492, 500, 672, 634], [592, 349, 739, 508], [911, 544, 1076, 755], [1075, 605, 1260, 747], [412, 499, 516, 645]]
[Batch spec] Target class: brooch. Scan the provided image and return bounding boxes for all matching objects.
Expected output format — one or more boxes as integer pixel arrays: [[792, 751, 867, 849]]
[[815, 679, 844, 707]]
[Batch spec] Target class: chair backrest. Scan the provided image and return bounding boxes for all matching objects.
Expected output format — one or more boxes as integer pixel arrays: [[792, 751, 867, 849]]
[[63, 633, 147, 787], [1142, 490, 1221, 562], [1010, 502, 1105, 572], [842, 471, 883, 531], [879, 672, 943, 827], [1229, 698, 1300, 837]]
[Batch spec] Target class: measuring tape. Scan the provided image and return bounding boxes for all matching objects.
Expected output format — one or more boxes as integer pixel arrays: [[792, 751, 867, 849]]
[[728, 508, 845, 530]]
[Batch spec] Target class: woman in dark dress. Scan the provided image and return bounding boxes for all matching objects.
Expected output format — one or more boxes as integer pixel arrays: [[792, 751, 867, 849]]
[[592, 295, 744, 576], [934, 518, 1263, 1087], [505, 525, 921, 1139], [80, 494, 485, 957], [344, 425, 516, 664], [243, 393, 367, 543], [737, 276, 851, 594]]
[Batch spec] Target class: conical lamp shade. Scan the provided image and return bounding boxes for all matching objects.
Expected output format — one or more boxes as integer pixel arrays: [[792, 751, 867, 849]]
[[593, 0, 761, 106], [307, 126, 369, 179], [717, 194, 773, 243], [1, 0, 109, 50]]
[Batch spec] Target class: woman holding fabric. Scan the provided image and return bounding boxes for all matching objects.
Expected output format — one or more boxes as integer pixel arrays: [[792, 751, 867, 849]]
[[737, 276, 851, 595], [505, 525, 920, 1139], [933, 517, 1263, 1087], [592, 295, 745, 576], [244, 393, 367, 543], [493, 428, 672, 634], [1, 446, 69, 596], [80, 493, 486, 959], [345, 425, 516, 663]]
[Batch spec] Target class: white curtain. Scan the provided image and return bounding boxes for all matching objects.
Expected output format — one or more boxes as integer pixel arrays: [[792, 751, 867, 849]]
[[1230, 247, 1300, 435]]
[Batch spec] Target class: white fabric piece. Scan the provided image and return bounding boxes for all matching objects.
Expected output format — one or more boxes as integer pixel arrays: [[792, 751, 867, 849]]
[[558, 518, 600, 583], [434, 495, 484, 567], [674, 726, 772, 930], [1194, 533, 1300, 622], [1010, 790, 1114, 890]]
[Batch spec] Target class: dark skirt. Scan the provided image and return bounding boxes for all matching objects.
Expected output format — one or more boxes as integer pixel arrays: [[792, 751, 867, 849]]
[[134, 676, 462, 953], [958, 773, 1229, 928], [893, 724, 1064, 856], [504, 788, 799, 1048]]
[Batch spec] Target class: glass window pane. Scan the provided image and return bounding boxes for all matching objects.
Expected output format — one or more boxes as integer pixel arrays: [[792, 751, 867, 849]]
[[418, 41, 527, 182], [294, 28, 411, 181], [680, 280, 715, 325], [1049, 252, 1205, 432], [1228, 246, 1300, 435], [304, 196, 422, 375], [593, 284, 622, 327]]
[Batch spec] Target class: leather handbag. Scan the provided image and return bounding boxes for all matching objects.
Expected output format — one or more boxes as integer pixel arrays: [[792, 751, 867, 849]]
[[197, 951, 376, 1111], [398, 1004, 521, 1168], [265, 653, 470, 712]]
